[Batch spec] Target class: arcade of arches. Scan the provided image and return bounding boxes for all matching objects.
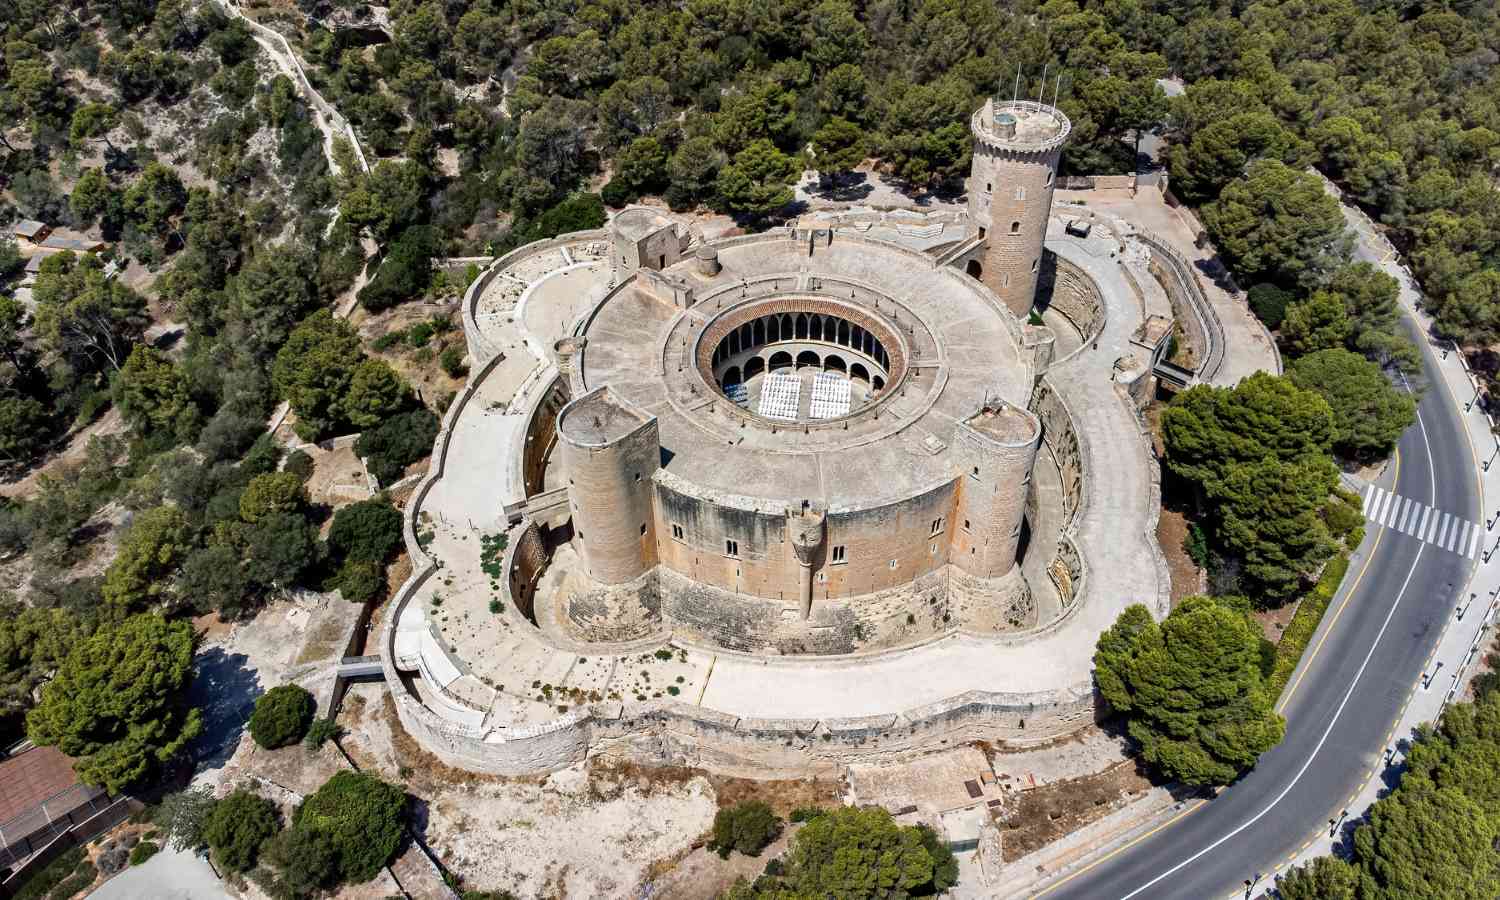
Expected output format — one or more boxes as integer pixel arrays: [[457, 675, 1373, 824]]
[[709, 310, 893, 403]]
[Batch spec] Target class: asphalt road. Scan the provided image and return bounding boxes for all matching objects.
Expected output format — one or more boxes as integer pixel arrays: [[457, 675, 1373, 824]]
[[1038, 311, 1480, 897]]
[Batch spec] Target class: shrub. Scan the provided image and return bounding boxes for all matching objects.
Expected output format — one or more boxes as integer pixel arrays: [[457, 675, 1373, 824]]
[[261, 824, 336, 897], [439, 346, 468, 378], [600, 178, 634, 209], [1248, 283, 1295, 330], [305, 717, 343, 748], [516, 193, 606, 244], [239, 471, 306, 523], [203, 789, 280, 872], [129, 840, 161, 865], [294, 771, 406, 884], [754, 806, 957, 899], [709, 801, 782, 858], [284, 449, 315, 482], [249, 684, 316, 749], [372, 330, 405, 351], [788, 806, 823, 823], [358, 225, 435, 312], [354, 408, 439, 486], [406, 321, 435, 348], [1267, 554, 1351, 699], [328, 498, 403, 564], [11, 846, 85, 900], [337, 557, 384, 603]]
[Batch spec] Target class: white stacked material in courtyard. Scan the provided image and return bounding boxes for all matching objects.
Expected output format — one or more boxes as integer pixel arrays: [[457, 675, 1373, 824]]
[[808, 372, 852, 419], [757, 371, 802, 420]]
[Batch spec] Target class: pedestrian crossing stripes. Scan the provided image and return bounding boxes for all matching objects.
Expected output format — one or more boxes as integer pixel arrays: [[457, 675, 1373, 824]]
[[1362, 485, 1481, 559]]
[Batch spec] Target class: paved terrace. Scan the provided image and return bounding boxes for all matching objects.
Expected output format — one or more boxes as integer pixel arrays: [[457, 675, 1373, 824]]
[[1056, 187, 1281, 384], [578, 234, 1034, 511], [389, 213, 1166, 733]]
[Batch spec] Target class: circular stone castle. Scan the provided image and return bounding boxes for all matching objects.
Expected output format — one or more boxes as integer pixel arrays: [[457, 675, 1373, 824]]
[[373, 98, 1224, 776]]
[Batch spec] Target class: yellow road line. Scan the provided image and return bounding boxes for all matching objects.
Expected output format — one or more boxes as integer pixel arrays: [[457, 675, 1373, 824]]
[[1032, 800, 1207, 898]]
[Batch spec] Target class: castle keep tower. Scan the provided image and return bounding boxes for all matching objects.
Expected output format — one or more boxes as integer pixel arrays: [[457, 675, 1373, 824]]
[[558, 387, 660, 584], [967, 99, 1072, 318]]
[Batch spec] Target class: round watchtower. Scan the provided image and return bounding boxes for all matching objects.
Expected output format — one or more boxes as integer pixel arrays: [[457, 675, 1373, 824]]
[[951, 401, 1043, 581], [558, 387, 661, 584], [967, 100, 1072, 319]]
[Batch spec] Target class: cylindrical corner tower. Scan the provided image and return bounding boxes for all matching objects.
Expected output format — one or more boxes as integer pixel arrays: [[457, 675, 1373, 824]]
[[558, 387, 661, 584], [967, 99, 1072, 319], [950, 401, 1043, 579]]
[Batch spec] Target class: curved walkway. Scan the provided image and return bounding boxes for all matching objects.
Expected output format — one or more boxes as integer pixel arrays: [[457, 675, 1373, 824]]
[[1056, 187, 1281, 384]]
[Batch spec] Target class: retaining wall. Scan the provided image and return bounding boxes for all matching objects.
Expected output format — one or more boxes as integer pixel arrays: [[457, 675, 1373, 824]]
[[1134, 230, 1225, 383]]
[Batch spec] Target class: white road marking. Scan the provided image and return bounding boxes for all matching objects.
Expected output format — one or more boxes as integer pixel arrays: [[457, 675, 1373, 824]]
[[1437, 513, 1452, 547], [1377, 491, 1396, 524], [1469, 526, 1482, 559], [1363, 485, 1380, 516], [1451, 520, 1467, 553], [1417, 506, 1433, 539], [1116, 378, 1450, 900]]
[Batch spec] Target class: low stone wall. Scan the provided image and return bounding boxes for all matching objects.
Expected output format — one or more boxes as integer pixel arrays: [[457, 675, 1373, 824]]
[[1135, 230, 1225, 382], [461, 229, 609, 364]]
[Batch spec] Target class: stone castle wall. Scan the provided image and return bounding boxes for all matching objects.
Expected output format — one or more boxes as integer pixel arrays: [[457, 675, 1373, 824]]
[[651, 477, 961, 604], [1040, 254, 1106, 351], [659, 566, 957, 655], [520, 377, 571, 497]]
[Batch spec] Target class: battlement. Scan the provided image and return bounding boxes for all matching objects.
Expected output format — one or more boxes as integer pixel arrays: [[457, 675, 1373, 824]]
[[971, 99, 1072, 155]]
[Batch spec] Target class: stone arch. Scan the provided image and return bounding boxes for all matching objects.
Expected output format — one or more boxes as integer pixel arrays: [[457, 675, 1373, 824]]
[[744, 355, 765, 380], [809, 314, 823, 342], [753, 317, 766, 346], [850, 362, 870, 384], [873, 375, 886, 391], [795, 313, 809, 339], [966, 259, 982, 279], [768, 350, 793, 371], [723, 365, 742, 386], [728, 329, 740, 355], [1010, 221, 1021, 233], [796, 350, 820, 369], [780, 313, 794, 340], [837, 319, 851, 346], [824, 354, 847, 373]]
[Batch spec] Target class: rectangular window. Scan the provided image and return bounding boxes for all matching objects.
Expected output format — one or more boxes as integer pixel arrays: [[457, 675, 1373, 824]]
[[634, 472, 641, 482], [889, 559, 898, 569], [640, 523, 647, 535], [930, 517, 944, 536], [725, 539, 739, 557], [1015, 186, 1027, 200], [831, 545, 847, 564], [931, 543, 938, 555], [671, 523, 684, 540], [963, 519, 971, 532]]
